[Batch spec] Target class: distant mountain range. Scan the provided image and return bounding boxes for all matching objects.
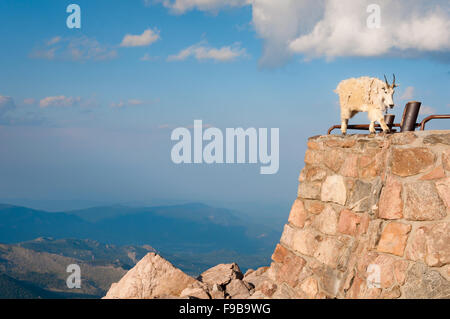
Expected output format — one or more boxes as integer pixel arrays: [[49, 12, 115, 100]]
[[0, 273, 94, 299], [0, 202, 280, 297], [0, 238, 155, 298], [0, 203, 279, 255]]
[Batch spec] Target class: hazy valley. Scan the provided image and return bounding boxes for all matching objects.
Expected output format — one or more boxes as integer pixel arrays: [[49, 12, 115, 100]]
[[0, 203, 281, 298]]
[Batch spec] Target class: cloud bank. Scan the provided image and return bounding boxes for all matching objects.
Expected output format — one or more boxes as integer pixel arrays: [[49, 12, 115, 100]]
[[152, 0, 450, 67], [168, 42, 247, 62], [0, 95, 16, 124], [31, 36, 117, 62], [39, 96, 81, 108], [287, 0, 450, 61], [147, 0, 250, 14], [0, 95, 44, 126], [110, 99, 147, 108], [120, 28, 160, 47], [399, 86, 415, 100]]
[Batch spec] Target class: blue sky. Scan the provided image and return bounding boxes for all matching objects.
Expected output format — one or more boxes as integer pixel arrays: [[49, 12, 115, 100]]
[[0, 0, 449, 212]]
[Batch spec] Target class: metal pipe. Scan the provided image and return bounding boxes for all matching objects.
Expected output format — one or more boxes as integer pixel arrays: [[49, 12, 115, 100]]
[[385, 114, 395, 130], [326, 103, 450, 134], [420, 114, 450, 130], [327, 123, 404, 135], [401, 101, 421, 132], [327, 125, 341, 134]]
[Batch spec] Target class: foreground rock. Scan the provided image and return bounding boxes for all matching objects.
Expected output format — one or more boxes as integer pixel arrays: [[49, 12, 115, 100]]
[[104, 253, 196, 299], [104, 254, 276, 299]]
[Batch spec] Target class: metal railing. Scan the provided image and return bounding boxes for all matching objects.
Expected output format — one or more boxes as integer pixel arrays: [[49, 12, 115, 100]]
[[420, 114, 450, 130], [327, 101, 449, 134]]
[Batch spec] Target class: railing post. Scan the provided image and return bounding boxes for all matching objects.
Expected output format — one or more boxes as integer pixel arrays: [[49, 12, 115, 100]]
[[400, 101, 421, 132], [384, 114, 395, 131]]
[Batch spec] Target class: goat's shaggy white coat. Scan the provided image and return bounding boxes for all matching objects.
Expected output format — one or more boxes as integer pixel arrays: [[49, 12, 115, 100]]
[[335, 76, 397, 134]]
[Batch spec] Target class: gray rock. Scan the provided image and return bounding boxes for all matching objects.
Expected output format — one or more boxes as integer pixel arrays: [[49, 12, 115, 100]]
[[403, 263, 450, 299], [103, 253, 197, 299], [404, 182, 446, 221], [423, 133, 450, 145], [198, 263, 243, 288], [225, 279, 252, 298], [348, 180, 372, 212], [298, 182, 321, 200]]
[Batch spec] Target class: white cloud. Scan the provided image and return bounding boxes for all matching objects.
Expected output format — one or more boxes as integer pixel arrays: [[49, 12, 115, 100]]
[[110, 101, 126, 108], [39, 96, 81, 108], [0, 95, 16, 120], [252, 0, 325, 67], [128, 99, 144, 105], [110, 99, 146, 108], [420, 105, 436, 115], [120, 29, 160, 47], [0, 95, 45, 126], [31, 36, 117, 62], [47, 36, 62, 46], [149, 0, 250, 14], [168, 42, 246, 62], [287, 0, 450, 61], [153, 0, 450, 67], [399, 86, 415, 100]]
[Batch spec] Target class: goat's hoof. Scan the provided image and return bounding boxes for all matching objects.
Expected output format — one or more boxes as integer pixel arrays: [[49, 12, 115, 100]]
[[341, 132, 347, 136]]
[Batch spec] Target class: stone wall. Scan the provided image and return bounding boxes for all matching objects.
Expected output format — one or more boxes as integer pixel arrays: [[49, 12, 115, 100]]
[[268, 130, 450, 298]]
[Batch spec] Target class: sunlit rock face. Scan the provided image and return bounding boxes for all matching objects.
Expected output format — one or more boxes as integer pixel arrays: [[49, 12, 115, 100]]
[[271, 131, 449, 299]]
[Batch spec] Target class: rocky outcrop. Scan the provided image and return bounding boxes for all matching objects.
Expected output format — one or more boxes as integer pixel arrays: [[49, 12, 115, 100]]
[[103, 253, 196, 299], [105, 130, 450, 299], [104, 253, 270, 299]]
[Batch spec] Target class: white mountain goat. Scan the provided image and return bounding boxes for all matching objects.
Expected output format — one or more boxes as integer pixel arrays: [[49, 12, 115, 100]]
[[335, 75, 398, 134]]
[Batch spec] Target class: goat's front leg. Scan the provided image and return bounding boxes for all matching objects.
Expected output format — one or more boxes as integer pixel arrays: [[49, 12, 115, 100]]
[[378, 117, 390, 133], [341, 118, 348, 135], [369, 121, 376, 134]]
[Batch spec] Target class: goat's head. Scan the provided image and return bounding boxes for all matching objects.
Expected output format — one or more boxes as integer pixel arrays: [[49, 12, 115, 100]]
[[382, 74, 398, 109]]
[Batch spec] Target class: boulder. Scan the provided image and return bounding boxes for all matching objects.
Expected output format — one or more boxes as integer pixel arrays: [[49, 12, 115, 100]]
[[403, 263, 450, 299], [104, 253, 196, 299], [226, 279, 253, 298], [198, 263, 243, 288]]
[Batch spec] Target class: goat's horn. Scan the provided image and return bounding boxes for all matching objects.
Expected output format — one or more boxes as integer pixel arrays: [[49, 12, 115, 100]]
[[392, 73, 396, 87], [384, 74, 389, 86]]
